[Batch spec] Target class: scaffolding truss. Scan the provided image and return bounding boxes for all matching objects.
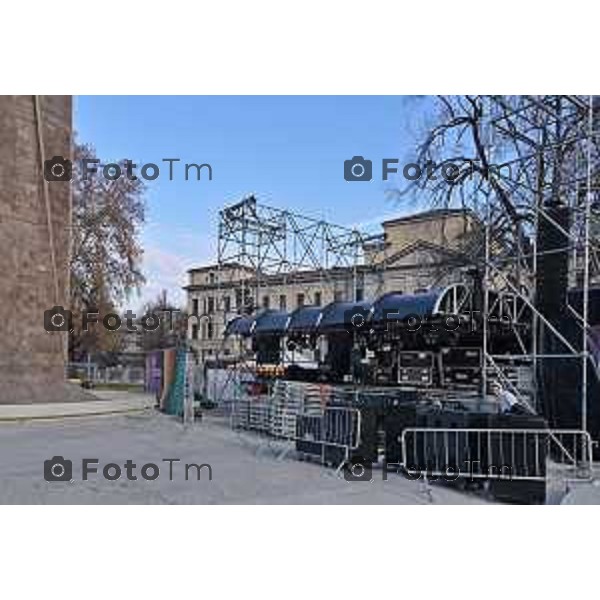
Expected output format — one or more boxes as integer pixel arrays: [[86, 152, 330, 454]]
[[477, 95, 600, 432], [217, 195, 386, 316], [209, 97, 599, 437], [209, 195, 387, 406]]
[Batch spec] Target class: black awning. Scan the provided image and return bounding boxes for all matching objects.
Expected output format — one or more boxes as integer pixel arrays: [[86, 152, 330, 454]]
[[252, 310, 289, 334], [286, 306, 322, 333], [224, 316, 253, 337], [317, 300, 372, 331], [371, 291, 441, 324]]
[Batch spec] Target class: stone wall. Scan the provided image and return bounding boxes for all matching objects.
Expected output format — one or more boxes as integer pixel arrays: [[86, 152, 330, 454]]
[[378, 209, 475, 260], [0, 95, 72, 403]]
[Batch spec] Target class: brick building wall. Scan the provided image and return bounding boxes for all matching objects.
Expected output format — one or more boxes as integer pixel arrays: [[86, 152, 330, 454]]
[[0, 95, 72, 403]]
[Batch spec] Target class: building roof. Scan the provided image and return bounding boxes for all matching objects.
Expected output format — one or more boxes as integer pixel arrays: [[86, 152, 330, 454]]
[[381, 208, 473, 228], [187, 262, 255, 274]]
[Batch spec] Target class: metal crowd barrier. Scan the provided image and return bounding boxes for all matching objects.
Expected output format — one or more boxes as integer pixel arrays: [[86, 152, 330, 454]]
[[401, 428, 593, 481], [296, 406, 361, 447], [231, 395, 362, 470], [230, 396, 272, 433]]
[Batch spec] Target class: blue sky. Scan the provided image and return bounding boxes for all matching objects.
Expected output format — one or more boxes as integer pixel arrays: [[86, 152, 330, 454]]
[[74, 96, 433, 308]]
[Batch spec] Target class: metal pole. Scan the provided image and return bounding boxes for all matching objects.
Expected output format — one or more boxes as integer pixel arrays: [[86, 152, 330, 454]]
[[482, 198, 490, 402], [482, 136, 494, 402], [582, 95, 593, 432], [183, 347, 195, 426], [532, 142, 543, 411]]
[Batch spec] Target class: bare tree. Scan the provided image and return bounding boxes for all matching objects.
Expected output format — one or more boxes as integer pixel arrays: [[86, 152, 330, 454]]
[[69, 142, 146, 360], [391, 95, 600, 286], [139, 290, 188, 352]]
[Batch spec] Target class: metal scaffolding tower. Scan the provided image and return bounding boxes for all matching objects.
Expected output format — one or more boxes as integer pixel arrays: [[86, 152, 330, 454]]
[[478, 95, 600, 432], [217, 194, 386, 317], [208, 195, 387, 407]]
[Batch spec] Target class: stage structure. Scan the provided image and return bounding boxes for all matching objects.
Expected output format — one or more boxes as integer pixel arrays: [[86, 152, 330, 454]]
[[211, 97, 600, 443], [211, 195, 386, 404], [202, 99, 600, 498], [216, 194, 386, 323], [476, 95, 600, 435]]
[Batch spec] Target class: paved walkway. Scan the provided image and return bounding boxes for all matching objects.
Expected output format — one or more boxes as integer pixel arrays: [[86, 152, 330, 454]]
[[0, 390, 153, 421], [0, 411, 491, 504], [560, 478, 600, 504], [1, 392, 597, 503]]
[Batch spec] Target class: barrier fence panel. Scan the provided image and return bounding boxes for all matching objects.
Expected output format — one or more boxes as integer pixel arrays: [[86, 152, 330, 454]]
[[401, 428, 593, 482], [322, 406, 361, 450], [230, 397, 272, 433], [230, 389, 361, 471]]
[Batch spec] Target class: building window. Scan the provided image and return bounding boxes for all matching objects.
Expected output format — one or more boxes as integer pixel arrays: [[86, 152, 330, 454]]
[[192, 299, 199, 315], [223, 295, 231, 312], [201, 322, 207, 339], [207, 322, 213, 340], [297, 293, 305, 308], [208, 272, 216, 284], [262, 295, 270, 309], [355, 288, 364, 302], [191, 324, 199, 340], [207, 296, 215, 314], [203, 297, 207, 313], [314, 291, 322, 306], [279, 294, 287, 310]]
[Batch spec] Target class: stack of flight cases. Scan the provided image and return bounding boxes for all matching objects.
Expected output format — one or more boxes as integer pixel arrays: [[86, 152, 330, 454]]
[[440, 347, 482, 388], [398, 351, 434, 386]]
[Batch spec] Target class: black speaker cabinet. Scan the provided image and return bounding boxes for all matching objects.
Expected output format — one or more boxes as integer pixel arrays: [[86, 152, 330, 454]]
[[323, 405, 378, 466], [383, 404, 417, 464]]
